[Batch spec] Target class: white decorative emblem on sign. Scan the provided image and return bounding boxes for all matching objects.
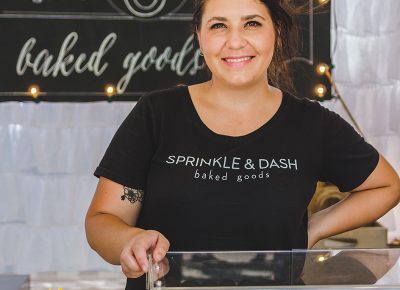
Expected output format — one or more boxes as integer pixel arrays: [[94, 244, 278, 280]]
[[123, 0, 166, 18]]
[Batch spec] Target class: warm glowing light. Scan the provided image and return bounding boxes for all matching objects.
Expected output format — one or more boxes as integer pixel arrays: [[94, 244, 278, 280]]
[[28, 85, 40, 98], [316, 63, 329, 75], [317, 255, 326, 262], [318, 0, 329, 4], [315, 84, 327, 98], [105, 84, 116, 97]]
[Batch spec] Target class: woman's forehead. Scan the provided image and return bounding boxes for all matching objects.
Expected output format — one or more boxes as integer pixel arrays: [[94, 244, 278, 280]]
[[202, 0, 270, 18]]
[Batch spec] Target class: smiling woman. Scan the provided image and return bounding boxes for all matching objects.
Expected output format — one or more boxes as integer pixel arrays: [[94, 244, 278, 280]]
[[85, 0, 400, 289], [193, 0, 298, 91], [196, 2, 276, 88]]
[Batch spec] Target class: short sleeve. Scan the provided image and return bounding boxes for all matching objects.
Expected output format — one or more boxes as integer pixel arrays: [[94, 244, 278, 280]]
[[94, 94, 157, 190], [319, 107, 379, 192]]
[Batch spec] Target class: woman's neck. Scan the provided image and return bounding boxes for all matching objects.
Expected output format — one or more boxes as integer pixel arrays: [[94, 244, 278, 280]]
[[201, 79, 280, 111]]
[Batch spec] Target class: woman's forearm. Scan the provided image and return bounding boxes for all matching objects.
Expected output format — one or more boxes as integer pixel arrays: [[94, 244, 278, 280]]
[[85, 213, 144, 265], [308, 184, 400, 248]]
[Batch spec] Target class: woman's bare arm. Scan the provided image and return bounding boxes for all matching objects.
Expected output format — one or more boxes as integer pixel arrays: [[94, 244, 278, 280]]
[[85, 177, 143, 264], [308, 155, 400, 248], [85, 177, 169, 277]]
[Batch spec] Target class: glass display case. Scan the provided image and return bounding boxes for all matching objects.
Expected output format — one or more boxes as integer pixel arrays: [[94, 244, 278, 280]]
[[146, 249, 400, 289]]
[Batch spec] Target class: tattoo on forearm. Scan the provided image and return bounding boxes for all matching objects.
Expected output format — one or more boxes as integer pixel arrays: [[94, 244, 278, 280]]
[[121, 186, 144, 203]]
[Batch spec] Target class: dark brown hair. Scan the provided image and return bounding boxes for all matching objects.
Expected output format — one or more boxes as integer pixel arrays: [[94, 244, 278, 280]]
[[193, 0, 300, 92]]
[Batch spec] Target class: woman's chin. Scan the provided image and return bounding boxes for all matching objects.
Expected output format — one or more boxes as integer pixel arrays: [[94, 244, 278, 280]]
[[221, 77, 261, 88]]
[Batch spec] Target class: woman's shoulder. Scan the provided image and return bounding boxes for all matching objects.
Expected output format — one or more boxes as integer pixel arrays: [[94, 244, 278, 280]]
[[140, 85, 188, 105], [284, 91, 332, 116], [131, 85, 189, 117], [281, 91, 344, 130], [285, 91, 322, 108]]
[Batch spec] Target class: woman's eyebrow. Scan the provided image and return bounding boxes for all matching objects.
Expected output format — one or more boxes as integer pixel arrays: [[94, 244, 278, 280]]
[[207, 14, 266, 23], [243, 14, 266, 21], [207, 16, 228, 23]]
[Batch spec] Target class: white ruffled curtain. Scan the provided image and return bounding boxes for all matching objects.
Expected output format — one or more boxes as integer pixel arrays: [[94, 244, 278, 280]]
[[0, 102, 134, 273], [1, 0, 400, 275], [325, 0, 400, 241]]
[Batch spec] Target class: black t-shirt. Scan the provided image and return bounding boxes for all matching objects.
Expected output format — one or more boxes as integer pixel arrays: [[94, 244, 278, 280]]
[[94, 85, 379, 289]]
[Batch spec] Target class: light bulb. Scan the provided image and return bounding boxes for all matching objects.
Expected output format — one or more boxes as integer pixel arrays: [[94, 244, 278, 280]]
[[315, 84, 327, 98], [316, 63, 329, 75], [105, 84, 116, 97], [28, 85, 40, 98]]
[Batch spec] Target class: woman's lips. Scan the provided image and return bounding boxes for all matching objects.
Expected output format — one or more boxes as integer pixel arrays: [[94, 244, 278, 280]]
[[222, 56, 255, 67]]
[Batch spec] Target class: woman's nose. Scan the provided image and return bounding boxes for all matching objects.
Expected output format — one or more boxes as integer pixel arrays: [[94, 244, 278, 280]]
[[226, 29, 247, 50]]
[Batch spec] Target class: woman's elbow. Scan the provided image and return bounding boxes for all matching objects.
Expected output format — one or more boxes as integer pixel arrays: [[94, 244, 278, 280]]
[[392, 177, 400, 205], [84, 212, 100, 251], [383, 175, 400, 210]]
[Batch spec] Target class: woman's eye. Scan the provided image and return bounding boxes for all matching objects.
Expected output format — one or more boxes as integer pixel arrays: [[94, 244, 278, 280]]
[[245, 21, 261, 28], [210, 23, 226, 29]]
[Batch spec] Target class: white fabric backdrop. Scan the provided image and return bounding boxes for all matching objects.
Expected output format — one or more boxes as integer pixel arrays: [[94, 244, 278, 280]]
[[0, 0, 399, 275], [0, 102, 134, 273], [325, 0, 400, 241]]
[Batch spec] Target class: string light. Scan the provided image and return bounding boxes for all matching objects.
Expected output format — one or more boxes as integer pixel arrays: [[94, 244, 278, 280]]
[[316, 63, 329, 76], [315, 84, 327, 98], [317, 255, 327, 262], [28, 85, 40, 98], [105, 84, 116, 97], [318, 0, 330, 4], [316, 62, 365, 138]]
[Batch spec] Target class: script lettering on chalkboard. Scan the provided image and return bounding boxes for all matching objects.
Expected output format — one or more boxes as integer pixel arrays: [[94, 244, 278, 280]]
[[16, 32, 116, 78], [15, 32, 203, 94]]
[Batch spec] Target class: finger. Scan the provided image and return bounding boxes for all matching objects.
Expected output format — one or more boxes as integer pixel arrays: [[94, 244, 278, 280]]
[[131, 235, 158, 272], [121, 248, 142, 273], [153, 234, 170, 262], [121, 260, 144, 278], [155, 256, 170, 279]]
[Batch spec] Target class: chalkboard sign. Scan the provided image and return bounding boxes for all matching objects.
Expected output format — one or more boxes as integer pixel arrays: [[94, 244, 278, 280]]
[[0, 0, 330, 102]]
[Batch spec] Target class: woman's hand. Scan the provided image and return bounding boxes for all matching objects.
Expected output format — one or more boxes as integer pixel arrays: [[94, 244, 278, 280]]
[[120, 230, 170, 278]]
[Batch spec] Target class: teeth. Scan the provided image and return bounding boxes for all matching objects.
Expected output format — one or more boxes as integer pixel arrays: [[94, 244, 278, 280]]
[[225, 57, 252, 63]]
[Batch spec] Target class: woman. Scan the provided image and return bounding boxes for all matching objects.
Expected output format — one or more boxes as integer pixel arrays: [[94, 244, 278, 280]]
[[85, 0, 400, 289]]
